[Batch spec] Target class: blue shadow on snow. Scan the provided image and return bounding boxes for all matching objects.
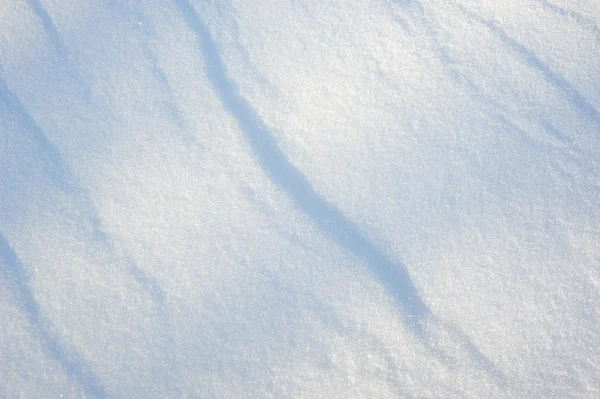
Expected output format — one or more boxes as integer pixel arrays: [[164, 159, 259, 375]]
[[0, 72, 167, 307], [174, 0, 428, 331], [0, 232, 106, 398], [458, 4, 600, 130], [173, 0, 507, 384]]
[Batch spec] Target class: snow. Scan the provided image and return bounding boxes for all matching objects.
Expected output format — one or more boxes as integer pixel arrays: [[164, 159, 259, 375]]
[[1, 0, 599, 397]]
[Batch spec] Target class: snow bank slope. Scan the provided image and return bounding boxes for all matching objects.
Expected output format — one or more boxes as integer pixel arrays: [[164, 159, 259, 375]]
[[1, 0, 599, 397]]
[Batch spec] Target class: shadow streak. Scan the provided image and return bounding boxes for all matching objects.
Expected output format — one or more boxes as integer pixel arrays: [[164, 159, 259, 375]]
[[0, 74, 77, 192], [0, 73, 166, 308], [536, 0, 600, 45], [28, 0, 65, 54], [174, 0, 427, 330], [458, 5, 600, 130], [26, 0, 91, 101], [131, 7, 191, 138], [174, 0, 508, 384], [0, 232, 106, 398]]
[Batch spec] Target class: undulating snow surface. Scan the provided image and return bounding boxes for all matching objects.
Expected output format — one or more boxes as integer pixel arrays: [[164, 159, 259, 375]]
[[1, 0, 599, 397]]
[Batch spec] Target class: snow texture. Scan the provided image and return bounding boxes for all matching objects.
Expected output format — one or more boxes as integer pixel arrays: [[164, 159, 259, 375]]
[[1, 0, 599, 397]]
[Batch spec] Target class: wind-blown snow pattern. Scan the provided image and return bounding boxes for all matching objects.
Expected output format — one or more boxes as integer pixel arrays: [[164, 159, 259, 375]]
[[0, 0, 599, 397]]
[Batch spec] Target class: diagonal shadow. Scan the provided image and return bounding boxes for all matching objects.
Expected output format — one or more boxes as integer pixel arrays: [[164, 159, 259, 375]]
[[0, 72, 166, 307], [457, 5, 600, 130], [1, 68, 174, 388], [173, 0, 427, 330], [536, 0, 600, 45], [128, 5, 192, 139], [0, 232, 106, 398], [28, 0, 65, 55], [0, 73, 77, 192], [174, 0, 507, 384], [26, 0, 91, 101]]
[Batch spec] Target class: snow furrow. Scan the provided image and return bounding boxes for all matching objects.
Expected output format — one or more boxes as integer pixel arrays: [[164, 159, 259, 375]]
[[0, 232, 106, 398]]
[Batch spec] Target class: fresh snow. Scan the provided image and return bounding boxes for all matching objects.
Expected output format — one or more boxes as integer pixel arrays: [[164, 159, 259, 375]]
[[1, 0, 599, 397]]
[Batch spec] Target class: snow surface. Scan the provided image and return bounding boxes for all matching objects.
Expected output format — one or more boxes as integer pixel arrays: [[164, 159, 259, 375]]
[[1, 0, 599, 397]]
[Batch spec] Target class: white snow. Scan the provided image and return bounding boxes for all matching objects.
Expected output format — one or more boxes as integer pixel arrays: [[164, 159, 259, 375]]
[[1, 0, 599, 397]]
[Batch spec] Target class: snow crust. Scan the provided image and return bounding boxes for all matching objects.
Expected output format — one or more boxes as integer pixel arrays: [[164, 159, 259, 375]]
[[1, 0, 599, 397]]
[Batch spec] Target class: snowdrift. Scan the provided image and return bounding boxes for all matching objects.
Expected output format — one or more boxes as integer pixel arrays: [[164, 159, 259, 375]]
[[1, 0, 599, 397]]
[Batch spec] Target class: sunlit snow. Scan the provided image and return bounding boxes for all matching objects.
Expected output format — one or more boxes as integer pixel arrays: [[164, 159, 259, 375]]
[[1, 0, 599, 397]]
